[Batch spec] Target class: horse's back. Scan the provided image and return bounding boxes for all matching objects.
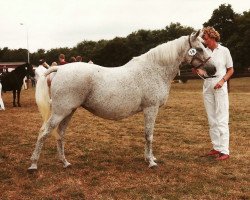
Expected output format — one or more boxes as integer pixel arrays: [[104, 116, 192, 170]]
[[1, 73, 22, 91], [51, 62, 144, 119]]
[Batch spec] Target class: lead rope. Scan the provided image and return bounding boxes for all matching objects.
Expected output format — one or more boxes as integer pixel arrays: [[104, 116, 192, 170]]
[[197, 73, 205, 80]]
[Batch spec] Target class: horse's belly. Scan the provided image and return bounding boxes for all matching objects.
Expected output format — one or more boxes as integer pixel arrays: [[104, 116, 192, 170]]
[[83, 96, 142, 120]]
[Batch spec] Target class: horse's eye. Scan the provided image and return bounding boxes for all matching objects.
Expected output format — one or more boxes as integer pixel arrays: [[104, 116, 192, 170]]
[[196, 48, 203, 52], [202, 43, 207, 48]]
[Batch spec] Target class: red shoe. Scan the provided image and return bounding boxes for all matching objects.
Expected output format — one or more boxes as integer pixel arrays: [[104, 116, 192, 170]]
[[216, 153, 229, 161], [206, 149, 220, 156]]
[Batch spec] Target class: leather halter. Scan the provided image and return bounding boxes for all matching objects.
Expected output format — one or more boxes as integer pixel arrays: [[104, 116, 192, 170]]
[[188, 35, 211, 69]]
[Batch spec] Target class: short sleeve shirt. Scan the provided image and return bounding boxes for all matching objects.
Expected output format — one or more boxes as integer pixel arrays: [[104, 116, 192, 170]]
[[206, 44, 233, 77]]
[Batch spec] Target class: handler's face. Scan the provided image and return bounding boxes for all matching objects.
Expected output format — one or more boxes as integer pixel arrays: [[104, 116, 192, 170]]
[[202, 34, 213, 48]]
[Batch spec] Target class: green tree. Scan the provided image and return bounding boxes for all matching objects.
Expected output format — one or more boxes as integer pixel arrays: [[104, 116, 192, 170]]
[[227, 10, 250, 71], [93, 37, 130, 67], [164, 23, 194, 41], [74, 40, 97, 62], [203, 4, 238, 44]]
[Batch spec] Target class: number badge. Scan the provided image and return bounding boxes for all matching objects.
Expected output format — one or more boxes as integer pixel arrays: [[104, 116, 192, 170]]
[[188, 48, 197, 56]]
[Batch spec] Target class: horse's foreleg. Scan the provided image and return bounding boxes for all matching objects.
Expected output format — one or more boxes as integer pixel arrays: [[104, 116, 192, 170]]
[[17, 89, 21, 107], [143, 106, 159, 168], [13, 90, 17, 107], [56, 111, 75, 168], [28, 115, 63, 171]]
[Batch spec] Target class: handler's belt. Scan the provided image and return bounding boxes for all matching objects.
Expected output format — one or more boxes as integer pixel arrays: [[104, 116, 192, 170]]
[[203, 75, 217, 79]]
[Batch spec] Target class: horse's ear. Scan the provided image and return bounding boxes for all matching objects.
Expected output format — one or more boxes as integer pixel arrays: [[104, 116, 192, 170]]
[[194, 30, 200, 39], [191, 30, 201, 41]]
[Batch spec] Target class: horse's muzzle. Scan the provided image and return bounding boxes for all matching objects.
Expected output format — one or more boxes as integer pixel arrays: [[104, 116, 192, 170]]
[[203, 63, 217, 76]]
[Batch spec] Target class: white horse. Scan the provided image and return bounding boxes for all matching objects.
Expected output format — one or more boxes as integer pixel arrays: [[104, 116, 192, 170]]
[[29, 31, 216, 170]]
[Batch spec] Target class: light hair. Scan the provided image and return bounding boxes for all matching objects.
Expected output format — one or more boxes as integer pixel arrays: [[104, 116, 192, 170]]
[[202, 26, 220, 42]]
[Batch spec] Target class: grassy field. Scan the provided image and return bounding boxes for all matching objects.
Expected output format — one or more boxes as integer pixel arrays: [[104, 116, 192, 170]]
[[0, 78, 249, 200]]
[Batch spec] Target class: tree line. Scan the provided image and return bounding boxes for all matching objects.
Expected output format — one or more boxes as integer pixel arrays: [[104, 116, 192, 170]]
[[0, 4, 249, 73]]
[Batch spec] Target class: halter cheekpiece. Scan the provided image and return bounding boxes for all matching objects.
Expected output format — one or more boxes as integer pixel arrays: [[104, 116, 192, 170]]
[[188, 35, 211, 69]]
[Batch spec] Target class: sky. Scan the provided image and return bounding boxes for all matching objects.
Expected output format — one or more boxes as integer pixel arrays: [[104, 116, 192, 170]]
[[1, 0, 250, 53]]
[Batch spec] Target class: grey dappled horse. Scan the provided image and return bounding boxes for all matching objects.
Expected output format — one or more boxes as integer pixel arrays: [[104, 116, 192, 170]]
[[29, 31, 216, 170]]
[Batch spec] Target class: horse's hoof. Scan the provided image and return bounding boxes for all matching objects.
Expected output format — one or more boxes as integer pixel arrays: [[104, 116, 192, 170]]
[[63, 162, 71, 168], [145, 156, 157, 162], [148, 161, 158, 168], [28, 164, 37, 172]]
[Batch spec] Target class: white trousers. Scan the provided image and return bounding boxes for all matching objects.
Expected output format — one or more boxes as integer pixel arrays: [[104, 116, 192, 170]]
[[0, 83, 5, 110], [203, 78, 230, 155]]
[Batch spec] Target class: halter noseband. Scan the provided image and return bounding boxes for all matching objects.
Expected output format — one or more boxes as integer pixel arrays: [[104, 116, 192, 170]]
[[188, 35, 211, 69]]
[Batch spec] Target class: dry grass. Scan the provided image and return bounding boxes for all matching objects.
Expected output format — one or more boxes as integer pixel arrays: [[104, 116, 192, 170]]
[[0, 78, 249, 200]]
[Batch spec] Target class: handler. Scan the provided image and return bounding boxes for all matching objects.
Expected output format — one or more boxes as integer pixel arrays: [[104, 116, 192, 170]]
[[196, 26, 234, 161]]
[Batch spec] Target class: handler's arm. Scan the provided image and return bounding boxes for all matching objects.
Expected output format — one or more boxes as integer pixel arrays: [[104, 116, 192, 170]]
[[214, 67, 234, 89], [223, 67, 234, 81]]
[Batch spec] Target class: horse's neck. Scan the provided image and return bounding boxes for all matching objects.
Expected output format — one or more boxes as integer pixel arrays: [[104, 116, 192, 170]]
[[139, 36, 188, 81], [143, 36, 188, 69], [14, 67, 26, 80]]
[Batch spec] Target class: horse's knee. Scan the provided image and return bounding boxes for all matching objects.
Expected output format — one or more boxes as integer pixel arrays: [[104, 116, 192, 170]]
[[145, 132, 153, 142]]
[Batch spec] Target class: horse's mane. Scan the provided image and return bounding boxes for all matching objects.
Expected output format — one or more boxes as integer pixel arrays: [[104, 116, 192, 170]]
[[136, 36, 188, 66]]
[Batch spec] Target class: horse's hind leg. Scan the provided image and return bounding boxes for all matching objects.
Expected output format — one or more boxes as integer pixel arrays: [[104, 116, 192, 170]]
[[143, 106, 159, 168], [12, 90, 17, 107], [28, 114, 65, 171], [56, 110, 76, 168], [17, 89, 21, 107]]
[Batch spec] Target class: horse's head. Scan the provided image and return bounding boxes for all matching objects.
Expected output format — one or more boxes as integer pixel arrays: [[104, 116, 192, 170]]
[[26, 63, 35, 77], [184, 30, 216, 76]]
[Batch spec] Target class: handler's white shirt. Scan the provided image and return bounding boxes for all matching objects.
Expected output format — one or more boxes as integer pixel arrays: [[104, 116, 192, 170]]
[[206, 44, 233, 77], [35, 65, 47, 81]]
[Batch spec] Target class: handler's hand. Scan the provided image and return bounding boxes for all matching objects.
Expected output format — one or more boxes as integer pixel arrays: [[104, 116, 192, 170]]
[[214, 79, 224, 89], [191, 68, 207, 76], [191, 68, 197, 74]]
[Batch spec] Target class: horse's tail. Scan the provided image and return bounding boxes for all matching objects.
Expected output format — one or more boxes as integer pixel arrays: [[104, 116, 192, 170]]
[[35, 75, 51, 125], [36, 69, 60, 139], [35, 66, 59, 121]]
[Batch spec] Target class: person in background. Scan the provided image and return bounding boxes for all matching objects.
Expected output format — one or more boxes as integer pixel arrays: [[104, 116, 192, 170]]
[[69, 56, 76, 63], [195, 26, 234, 161], [35, 59, 49, 82], [30, 76, 36, 87], [51, 62, 58, 66], [0, 82, 5, 110], [76, 56, 83, 62], [58, 54, 67, 65], [3, 66, 8, 73]]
